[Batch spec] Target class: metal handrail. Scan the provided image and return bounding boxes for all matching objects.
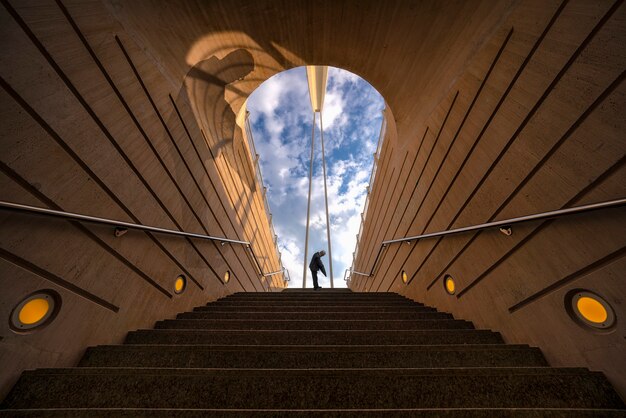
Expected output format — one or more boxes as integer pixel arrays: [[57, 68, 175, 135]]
[[0, 200, 284, 281], [351, 197, 626, 279], [0, 201, 250, 245], [263, 268, 286, 278], [343, 268, 371, 283]]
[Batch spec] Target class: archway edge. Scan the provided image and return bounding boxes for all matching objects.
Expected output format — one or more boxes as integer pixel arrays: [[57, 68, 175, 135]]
[[106, 0, 514, 152]]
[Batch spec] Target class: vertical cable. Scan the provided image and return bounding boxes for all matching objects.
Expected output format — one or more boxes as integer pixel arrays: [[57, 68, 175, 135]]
[[319, 113, 334, 288], [302, 112, 316, 288]]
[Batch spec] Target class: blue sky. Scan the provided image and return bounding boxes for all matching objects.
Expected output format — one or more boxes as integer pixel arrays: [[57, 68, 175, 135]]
[[247, 66, 384, 288]]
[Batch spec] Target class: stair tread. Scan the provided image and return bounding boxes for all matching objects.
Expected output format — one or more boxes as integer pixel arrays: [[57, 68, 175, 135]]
[[3, 291, 623, 412], [3, 407, 625, 415], [154, 319, 474, 330], [86, 343, 538, 351], [192, 307, 438, 312], [28, 367, 588, 375], [4, 368, 622, 409], [125, 328, 504, 345], [178, 312, 452, 319]]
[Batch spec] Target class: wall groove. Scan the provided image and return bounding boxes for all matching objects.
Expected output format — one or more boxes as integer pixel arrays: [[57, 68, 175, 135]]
[[1, 0, 203, 289], [0, 248, 119, 313], [199, 129, 270, 287], [200, 129, 262, 290], [509, 245, 626, 314], [359, 166, 397, 267], [197, 130, 264, 249], [236, 146, 271, 277], [371, 91, 459, 292], [0, 74, 200, 292], [52, 0, 218, 287], [169, 96, 271, 288], [424, 0, 623, 292], [403, 0, 571, 290], [356, 144, 394, 286], [365, 152, 410, 264], [456, 155, 626, 298], [0, 162, 172, 298], [114, 34, 252, 289], [399, 28, 515, 289], [233, 143, 274, 272], [452, 69, 625, 297]]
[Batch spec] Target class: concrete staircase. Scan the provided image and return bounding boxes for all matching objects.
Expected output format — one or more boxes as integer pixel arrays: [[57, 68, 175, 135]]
[[2, 290, 624, 416]]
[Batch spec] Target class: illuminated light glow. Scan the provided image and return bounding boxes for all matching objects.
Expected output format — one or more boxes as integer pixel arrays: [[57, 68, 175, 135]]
[[18, 298, 49, 325], [401, 271, 408, 284], [566, 290, 616, 331], [10, 290, 60, 333], [444, 275, 456, 295], [174, 276, 186, 294], [576, 296, 607, 324], [224, 271, 231, 283]]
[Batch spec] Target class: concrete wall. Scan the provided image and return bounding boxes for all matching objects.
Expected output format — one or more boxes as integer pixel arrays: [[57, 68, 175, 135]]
[[1, 0, 624, 400], [0, 0, 282, 398], [351, 0, 626, 398]]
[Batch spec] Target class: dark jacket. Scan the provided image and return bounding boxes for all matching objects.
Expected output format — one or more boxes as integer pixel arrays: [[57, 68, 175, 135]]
[[309, 252, 327, 276]]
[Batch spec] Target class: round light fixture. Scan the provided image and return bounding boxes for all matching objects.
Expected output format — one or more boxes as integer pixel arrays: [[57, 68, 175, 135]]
[[566, 290, 615, 331], [174, 275, 186, 294], [223, 271, 230, 284], [10, 290, 60, 333], [401, 270, 408, 284], [444, 275, 456, 295]]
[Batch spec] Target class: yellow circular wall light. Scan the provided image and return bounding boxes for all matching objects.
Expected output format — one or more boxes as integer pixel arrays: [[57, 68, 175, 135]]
[[223, 271, 231, 284], [444, 275, 456, 295], [10, 290, 60, 333], [174, 275, 186, 294], [401, 270, 408, 284], [577, 297, 607, 323], [567, 290, 615, 331]]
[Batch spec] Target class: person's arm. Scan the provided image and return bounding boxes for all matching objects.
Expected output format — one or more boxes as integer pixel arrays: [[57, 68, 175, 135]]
[[319, 261, 327, 276]]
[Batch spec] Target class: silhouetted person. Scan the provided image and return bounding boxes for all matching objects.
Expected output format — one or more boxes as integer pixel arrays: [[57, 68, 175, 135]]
[[309, 250, 327, 290]]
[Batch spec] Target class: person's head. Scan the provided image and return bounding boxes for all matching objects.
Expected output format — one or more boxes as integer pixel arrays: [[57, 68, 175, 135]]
[[319, 250, 326, 257]]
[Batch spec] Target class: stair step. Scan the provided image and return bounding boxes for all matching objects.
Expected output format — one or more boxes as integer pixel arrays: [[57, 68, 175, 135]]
[[222, 294, 411, 299], [193, 305, 437, 312], [154, 319, 474, 330], [3, 368, 623, 410], [211, 300, 422, 306], [177, 311, 453, 320], [79, 344, 548, 368], [279, 289, 354, 293], [3, 408, 626, 417], [124, 329, 504, 345]]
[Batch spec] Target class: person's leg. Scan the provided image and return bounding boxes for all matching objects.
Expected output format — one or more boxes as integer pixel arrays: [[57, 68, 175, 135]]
[[311, 269, 319, 289]]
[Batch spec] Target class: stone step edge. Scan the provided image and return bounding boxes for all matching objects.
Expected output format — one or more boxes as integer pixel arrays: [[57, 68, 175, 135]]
[[86, 343, 537, 351], [3, 408, 623, 412], [128, 329, 494, 333], [21, 367, 593, 377], [157, 319, 466, 323]]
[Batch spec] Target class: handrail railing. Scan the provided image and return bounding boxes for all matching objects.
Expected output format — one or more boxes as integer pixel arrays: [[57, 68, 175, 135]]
[[0, 201, 250, 245], [264, 267, 291, 281], [344, 268, 369, 281], [349, 197, 626, 280], [0, 200, 285, 280]]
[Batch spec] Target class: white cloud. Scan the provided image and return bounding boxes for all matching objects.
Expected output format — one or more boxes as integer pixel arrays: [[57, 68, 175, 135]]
[[321, 90, 347, 130]]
